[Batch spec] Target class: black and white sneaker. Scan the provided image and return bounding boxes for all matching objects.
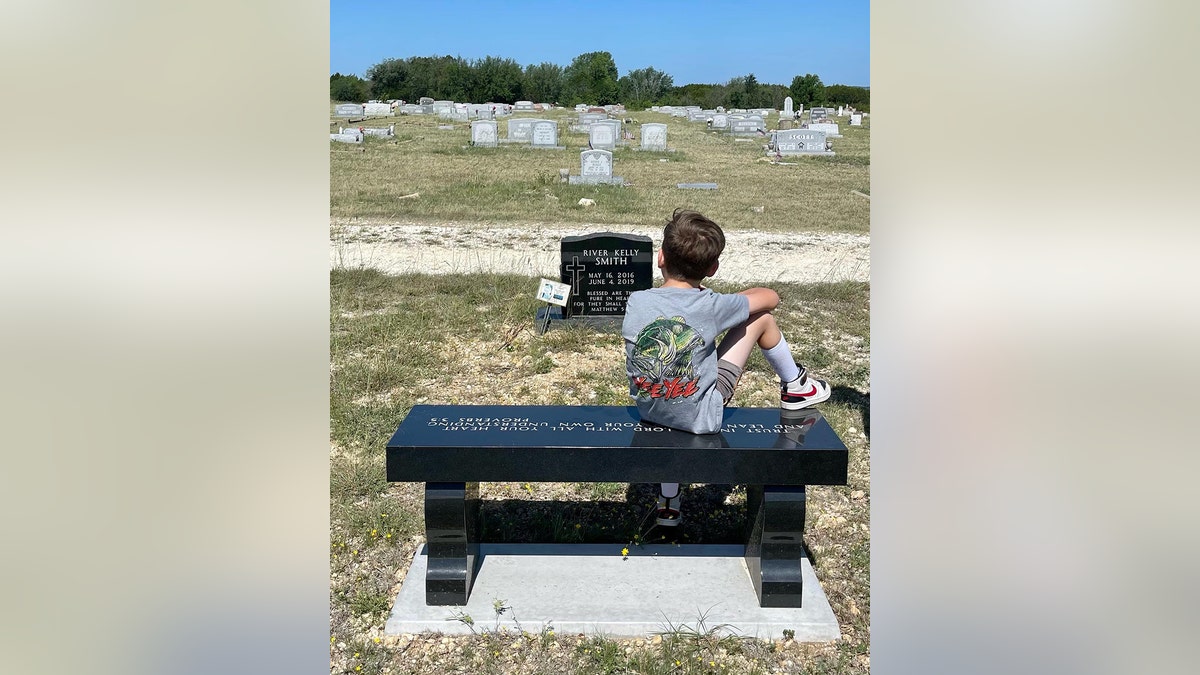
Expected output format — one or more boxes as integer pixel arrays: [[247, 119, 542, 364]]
[[781, 375, 831, 410]]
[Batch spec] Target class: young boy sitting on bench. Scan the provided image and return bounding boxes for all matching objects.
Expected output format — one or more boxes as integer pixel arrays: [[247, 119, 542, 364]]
[[622, 208, 831, 526]]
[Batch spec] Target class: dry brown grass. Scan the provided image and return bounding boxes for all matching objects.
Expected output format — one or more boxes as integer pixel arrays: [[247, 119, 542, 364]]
[[330, 108, 870, 233]]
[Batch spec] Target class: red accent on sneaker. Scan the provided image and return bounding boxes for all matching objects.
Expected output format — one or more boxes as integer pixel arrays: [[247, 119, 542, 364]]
[[793, 384, 818, 397]]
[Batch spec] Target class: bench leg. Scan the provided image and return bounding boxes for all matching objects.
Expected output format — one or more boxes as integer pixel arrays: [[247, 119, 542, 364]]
[[744, 485, 806, 608], [423, 482, 480, 605]]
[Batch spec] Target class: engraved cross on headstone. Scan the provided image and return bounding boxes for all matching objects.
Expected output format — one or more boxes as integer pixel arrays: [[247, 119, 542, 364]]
[[565, 256, 586, 294]]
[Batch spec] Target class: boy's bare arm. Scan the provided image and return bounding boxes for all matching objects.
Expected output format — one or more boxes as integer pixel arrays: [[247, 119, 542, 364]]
[[738, 287, 780, 314]]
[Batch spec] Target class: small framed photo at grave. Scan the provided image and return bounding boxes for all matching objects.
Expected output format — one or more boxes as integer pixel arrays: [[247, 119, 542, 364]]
[[536, 278, 571, 307]]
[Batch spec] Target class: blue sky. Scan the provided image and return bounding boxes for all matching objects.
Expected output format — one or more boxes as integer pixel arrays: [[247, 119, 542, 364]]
[[330, 0, 869, 87]]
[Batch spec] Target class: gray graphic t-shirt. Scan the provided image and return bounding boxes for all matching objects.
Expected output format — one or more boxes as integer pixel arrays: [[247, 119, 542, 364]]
[[622, 287, 750, 434]]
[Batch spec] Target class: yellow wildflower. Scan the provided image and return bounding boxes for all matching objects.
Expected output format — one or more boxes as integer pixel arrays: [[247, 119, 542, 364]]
[[621, 547, 629, 557]]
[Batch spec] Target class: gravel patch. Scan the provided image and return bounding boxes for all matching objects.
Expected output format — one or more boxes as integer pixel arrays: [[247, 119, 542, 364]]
[[331, 219, 870, 284]]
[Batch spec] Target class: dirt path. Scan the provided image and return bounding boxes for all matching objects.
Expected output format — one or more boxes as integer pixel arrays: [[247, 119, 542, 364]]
[[331, 219, 870, 284]]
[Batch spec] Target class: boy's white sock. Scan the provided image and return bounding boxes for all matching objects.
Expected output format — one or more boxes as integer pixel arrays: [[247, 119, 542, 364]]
[[763, 336, 802, 384]]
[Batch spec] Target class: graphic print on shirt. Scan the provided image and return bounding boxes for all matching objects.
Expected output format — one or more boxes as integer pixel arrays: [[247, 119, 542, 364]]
[[630, 316, 705, 401]]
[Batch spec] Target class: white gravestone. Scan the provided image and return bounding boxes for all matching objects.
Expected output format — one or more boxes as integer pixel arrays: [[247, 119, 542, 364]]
[[589, 123, 615, 150], [640, 123, 667, 151], [781, 97, 794, 120], [363, 103, 392, 117], [530, 120, 561, 148], [334, 104, 364, 117], [807, 122, 842, 138], [849, 113, 863, 126], [569, 149, 623, 185], [471, 120, 497, 147], [360, 125, 395, 137], [330, 132, 362, 144]]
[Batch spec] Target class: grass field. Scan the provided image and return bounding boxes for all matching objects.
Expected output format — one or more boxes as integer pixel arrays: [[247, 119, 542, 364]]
[[330, 106, 870, 233], [330, 103, 870, 674]]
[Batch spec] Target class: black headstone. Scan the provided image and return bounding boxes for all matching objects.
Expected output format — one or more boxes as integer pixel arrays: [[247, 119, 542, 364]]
[[559, 232, 653, 318]]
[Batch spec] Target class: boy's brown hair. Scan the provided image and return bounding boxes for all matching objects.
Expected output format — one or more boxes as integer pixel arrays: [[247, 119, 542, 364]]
[[661, 208, 726, 281]]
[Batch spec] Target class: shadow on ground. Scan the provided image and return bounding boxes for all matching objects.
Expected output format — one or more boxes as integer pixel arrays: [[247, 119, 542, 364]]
[[478, 484, 748, 547], [830, 385, 870, 439]]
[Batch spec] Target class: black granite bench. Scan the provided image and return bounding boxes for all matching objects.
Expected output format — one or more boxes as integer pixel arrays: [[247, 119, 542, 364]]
[[386, 404, 848, 608]]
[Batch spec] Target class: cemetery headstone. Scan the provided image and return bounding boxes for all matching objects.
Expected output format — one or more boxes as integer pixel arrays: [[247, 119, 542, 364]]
[[781, 97, 794, 120], [330, 131, 362, 144], [335, 103, 364, 117], [514, 100, 535, 111], [850, 113, 863, 126], [810, 107, 827, 121], [599, 119, 622, 143], [529, 119, 562, 148], [419, 97, 434, 106], [589, 122, 616, 150], [507, 118, 536, 142], [711, 113, 729, 130], [568, 149, 623, 185], [640, 123, 668, 151], [807, 122, 841, 138], [470, 120, 498, 147], [729, 118, 763, 135], [360, 125, 395, 137], [363, 102, 392, 117], [774, 129, 834, 156], [559, 233, 653, 319]]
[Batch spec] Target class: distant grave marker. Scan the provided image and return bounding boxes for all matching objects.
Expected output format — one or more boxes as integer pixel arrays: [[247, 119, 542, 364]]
[[470, 120, 498, 147], [363, 102, 393, 117], [589, 123, 616, 150], [774, 129, 834, 156], [507, 118, 536, 142], [568, 149, 623, 185], [807, 122, 842, 138], [530, 120, 563, 149], [640, 123, 668, 151]]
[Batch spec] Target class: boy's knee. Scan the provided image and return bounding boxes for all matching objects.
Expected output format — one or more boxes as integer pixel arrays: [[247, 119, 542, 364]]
[[748, 310, 777, 327]]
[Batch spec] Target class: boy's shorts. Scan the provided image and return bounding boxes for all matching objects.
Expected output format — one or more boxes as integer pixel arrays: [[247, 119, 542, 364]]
[[715, 359, 743, 406]]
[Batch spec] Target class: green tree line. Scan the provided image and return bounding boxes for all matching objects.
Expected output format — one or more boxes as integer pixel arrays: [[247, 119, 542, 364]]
[[331, 52, 868, 111]]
